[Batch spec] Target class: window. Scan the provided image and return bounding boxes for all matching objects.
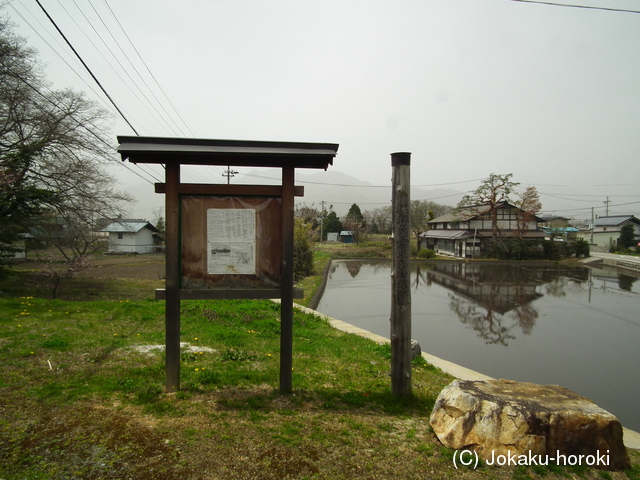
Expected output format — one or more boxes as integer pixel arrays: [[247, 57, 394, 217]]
[[117, 233, 123, 239]]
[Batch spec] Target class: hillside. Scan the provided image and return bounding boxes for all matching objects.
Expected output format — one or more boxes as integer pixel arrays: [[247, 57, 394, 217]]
[[121, 169, 464, 220]]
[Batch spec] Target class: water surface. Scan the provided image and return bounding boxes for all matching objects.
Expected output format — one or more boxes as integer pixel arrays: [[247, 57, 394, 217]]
[[316, 261, 640, 431]]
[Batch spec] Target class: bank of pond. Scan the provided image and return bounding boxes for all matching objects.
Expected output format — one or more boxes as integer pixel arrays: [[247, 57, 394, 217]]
[[316, 260, 640, 432]]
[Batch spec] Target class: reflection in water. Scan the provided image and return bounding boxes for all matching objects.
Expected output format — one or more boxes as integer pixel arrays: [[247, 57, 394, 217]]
[[317, 260, 640, 431], [619, 274, 638, 292], [423, 263, 552, 345]]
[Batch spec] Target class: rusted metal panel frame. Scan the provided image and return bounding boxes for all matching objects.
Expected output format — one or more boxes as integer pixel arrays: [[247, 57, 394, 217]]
[[165, 162, 181, 393], [279, 166, 295, 394], [154, 183, 304, 197], [155, 288, 303, 300]]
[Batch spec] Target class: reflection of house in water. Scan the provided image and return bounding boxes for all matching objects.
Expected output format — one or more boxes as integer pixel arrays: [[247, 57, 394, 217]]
[[424, 262, 543, 315], [421, 262, 545, 346]]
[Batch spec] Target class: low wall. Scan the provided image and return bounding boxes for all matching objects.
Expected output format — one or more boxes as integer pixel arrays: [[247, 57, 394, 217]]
[[602, 257, 640, 273]]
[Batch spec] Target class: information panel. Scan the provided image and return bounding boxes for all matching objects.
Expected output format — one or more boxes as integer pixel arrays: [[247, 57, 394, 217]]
[[180, 195, 282, 290], [206, 209, 256, 275]]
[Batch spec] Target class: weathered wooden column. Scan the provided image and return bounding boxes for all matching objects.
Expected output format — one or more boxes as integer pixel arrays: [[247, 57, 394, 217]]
[[390, 152, 412, 398], [165, 161, 181, 392], [280, 166, 295, 394]]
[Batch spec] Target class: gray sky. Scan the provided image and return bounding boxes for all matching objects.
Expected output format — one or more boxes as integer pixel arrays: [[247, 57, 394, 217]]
[[5, 0, 640, 220]]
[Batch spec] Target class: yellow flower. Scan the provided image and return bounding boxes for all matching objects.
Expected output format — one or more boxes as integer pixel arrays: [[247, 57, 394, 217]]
[[195, 368, 199, 371]]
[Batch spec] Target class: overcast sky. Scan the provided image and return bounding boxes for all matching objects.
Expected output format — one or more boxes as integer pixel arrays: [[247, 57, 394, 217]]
[[4, 0, 640, 220]]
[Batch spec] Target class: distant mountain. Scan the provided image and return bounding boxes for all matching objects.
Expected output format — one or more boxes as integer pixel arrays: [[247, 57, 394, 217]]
[[241, 169, 463, 216], [124, 169, 464, 220]]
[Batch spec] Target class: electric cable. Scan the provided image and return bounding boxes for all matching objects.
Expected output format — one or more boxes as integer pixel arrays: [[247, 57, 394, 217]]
[[90, 0, 192, 138], [34, 0, 140, 135], [510, 0, 640, 14]]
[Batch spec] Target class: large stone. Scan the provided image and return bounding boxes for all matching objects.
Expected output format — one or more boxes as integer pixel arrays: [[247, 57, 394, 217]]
[[430, 379, 630, 470]]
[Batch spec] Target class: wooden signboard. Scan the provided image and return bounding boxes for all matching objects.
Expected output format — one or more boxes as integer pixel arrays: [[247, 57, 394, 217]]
[[117, 136, 338, 394]]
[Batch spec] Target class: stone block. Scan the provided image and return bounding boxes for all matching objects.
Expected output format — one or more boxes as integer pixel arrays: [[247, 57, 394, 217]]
[[430, 379, 630, 470]]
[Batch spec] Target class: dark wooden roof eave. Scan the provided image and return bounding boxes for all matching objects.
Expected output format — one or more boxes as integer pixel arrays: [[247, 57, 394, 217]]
[[117, 136, 338, 170]]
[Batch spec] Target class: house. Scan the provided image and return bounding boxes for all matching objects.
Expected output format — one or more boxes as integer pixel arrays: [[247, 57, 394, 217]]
[[422, 202, 545, 258], [538, 216, 570, 229], [338, 231, 355, 243], [101, 220, 162, 254], [540, 226, 579, 242], [537, 216, 578, 241], [587, 215, 640, 249], [326, 232, 339, 242]]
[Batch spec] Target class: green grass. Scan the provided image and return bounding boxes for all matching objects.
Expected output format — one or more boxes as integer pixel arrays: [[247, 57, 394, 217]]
[[0, 262, 637, 479]]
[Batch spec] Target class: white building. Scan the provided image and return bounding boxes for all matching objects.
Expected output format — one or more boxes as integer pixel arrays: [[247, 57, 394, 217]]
[[588, 215, 640, 249], [101, 220, 162, 254]]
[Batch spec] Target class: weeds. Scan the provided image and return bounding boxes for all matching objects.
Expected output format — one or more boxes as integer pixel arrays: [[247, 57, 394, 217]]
[[0, 265, 637, 479]]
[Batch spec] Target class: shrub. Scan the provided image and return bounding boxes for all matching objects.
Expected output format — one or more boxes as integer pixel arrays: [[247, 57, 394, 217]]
[[293, 218, 314, 280], [572, 239, 590, 257], [416, 248, 435, 259]]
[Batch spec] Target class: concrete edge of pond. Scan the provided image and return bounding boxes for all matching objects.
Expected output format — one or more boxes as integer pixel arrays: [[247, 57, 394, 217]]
[[281, 300, 640, 451]]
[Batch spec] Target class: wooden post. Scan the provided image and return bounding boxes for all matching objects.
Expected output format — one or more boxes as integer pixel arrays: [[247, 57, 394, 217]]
[[165, 162, 181, 392], [390, 152, 412, 398], [280, 166, 295, 393]]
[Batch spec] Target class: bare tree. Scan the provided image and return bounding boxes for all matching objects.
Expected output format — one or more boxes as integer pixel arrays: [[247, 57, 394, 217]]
[[458, 173, 519, 248], [0, 18, 132, 262], [411, 200, 452, 250], [514, 186, 542, 240], [363, 206, 392, 235]]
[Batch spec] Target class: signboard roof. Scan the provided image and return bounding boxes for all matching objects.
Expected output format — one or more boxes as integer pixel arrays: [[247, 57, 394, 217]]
[[117, 136, 338, 169]]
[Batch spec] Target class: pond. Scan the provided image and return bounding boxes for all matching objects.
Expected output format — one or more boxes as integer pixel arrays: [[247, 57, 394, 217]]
[[316, 260, 640, 432]]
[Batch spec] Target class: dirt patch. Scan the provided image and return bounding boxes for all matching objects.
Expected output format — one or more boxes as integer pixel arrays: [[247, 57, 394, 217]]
[[79, 254, 166, 281], [0, 400, 192, 479]]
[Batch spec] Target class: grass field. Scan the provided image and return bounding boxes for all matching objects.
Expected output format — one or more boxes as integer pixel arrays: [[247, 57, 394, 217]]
[[0, 253, 638, 479]]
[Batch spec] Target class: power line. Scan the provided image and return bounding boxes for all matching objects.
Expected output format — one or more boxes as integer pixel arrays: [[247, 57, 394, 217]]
[[243, 172, 485, 188], [72, 0, 186, 137], [34, 0, 140, 134], [92, 0, 191, 138], [60, 0, 177, 135], [101, 0, 198, 137], [510, 0, 640, 14], [8, 1, 119, 112], [7, 1, 166, 185], [10, 1, 222, 185]]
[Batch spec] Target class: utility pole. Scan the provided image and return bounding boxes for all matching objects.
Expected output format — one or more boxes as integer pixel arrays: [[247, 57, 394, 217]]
[[604, 196, 610, 217], [320, 200, 325, 242], [223, 167, 239, 184], [591, 207, 594, 244]]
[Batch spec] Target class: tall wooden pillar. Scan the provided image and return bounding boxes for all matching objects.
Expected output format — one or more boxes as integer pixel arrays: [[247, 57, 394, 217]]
[[165, 162, 181, 392], [390, 152, 412, 398], [280, 166, 295, 393]]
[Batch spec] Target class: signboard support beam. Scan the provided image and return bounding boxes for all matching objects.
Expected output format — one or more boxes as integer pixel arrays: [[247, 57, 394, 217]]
[[165, 162, 181, 392], [280, 166, 295, 394]]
